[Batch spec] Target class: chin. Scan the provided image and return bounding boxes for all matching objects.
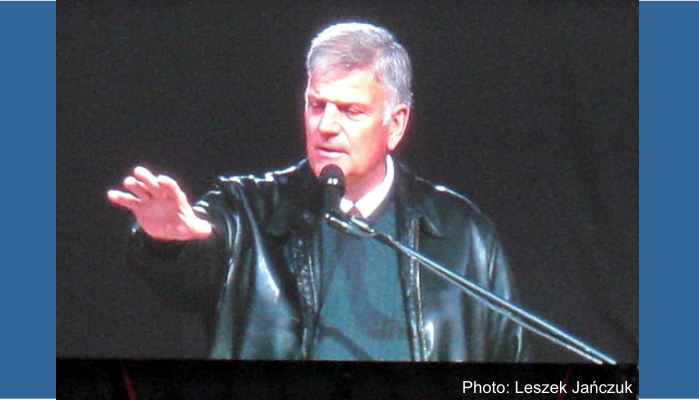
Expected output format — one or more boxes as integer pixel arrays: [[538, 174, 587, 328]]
[[310, 158, 345, 177], [309, 159, 329, 178]]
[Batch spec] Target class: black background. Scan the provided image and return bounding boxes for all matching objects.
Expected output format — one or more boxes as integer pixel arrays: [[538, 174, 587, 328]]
[[58, 1, 638, 362]]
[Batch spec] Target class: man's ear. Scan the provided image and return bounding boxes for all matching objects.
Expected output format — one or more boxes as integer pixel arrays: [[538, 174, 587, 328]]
[[387, 104, 410, 151]]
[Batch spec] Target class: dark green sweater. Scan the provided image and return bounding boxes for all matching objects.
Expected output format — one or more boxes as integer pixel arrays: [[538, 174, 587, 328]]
[[313, 197, 410, 360]]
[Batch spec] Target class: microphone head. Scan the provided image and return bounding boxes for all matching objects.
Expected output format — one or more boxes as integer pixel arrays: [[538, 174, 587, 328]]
[[318, 164, 345, 191], [318, 165, 345, 216]]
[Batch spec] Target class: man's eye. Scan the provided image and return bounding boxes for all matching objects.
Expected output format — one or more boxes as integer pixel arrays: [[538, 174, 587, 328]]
[[345, 107, 365, 117], [308, 101, 325, 111]]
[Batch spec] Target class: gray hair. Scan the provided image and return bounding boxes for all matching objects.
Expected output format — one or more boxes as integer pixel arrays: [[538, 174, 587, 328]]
[[306, 22, 413, 108]]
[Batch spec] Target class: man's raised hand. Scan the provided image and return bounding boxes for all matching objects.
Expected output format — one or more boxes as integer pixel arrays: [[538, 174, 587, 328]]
[[107, 166, 212, 241]]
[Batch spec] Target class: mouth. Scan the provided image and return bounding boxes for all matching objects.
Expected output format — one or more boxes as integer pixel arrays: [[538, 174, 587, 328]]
[[315, 146, 347, 158]]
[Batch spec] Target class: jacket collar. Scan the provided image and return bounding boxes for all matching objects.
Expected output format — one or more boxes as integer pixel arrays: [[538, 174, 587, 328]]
[[392, 160, 444, 237], [265, 158, 444, 238], [265, 159, 318, 238]]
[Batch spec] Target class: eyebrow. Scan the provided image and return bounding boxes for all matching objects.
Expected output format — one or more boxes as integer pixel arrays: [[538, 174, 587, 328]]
[[306, 94, 365, 109]]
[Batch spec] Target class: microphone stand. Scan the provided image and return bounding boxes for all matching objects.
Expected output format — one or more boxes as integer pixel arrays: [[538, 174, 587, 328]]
[[325, 213, 617, 364]]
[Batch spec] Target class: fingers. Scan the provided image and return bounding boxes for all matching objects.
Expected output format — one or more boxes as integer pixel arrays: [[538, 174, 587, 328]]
[[107, 190, 141, 210], [125, 166, 179, 200], [110, 166, 187, 205], [157, 174, 188, 204], [109, 165, 186, 206], [133, 166, 160, 192], [123, 176, 151, 199]]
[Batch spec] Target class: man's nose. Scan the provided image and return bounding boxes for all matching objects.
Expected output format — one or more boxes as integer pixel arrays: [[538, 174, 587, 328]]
[[318, 103, 341, 135]]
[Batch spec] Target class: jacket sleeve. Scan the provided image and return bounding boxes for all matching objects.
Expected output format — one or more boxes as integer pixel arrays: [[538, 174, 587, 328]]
[[126, 185, 238, 313]]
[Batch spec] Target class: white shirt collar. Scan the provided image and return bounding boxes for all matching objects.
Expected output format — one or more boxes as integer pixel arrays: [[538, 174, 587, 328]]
[[339, 155, 395, 218]]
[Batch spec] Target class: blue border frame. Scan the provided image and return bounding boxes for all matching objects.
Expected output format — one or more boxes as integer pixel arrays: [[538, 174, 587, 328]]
[[3, 1, 699, 398], [0, 2, 56, 398], [641, 2, 699, 398]]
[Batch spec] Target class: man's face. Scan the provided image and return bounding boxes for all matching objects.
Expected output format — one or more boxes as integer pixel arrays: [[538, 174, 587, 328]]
[[304, 68, 408, 198]]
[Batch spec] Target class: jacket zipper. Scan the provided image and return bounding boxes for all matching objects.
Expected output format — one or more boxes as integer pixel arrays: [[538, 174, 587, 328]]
[[410, 217, 428, 361]]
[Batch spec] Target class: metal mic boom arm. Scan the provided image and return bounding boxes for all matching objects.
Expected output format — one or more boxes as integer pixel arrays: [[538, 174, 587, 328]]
[[325, 213, 617, 364]]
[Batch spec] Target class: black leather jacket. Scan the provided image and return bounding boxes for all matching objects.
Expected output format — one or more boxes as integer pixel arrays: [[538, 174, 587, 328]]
[[131, 159, 526, 361]]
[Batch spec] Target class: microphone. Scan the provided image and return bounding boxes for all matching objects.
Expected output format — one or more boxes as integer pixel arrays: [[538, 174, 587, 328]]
[[318, 165, 371, 238], [318, 164, 345, 218]]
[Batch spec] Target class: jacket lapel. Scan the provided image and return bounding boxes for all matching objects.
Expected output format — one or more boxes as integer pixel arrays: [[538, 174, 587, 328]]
[[264, 161, 322, 359], [393, 161, 444, 361]]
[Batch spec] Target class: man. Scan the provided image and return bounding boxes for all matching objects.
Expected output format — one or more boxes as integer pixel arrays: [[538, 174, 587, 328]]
[[108, 22, 525, 361]]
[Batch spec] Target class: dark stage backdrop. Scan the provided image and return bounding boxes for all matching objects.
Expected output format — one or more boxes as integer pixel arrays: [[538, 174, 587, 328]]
[[58, 1, 638, 362]]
